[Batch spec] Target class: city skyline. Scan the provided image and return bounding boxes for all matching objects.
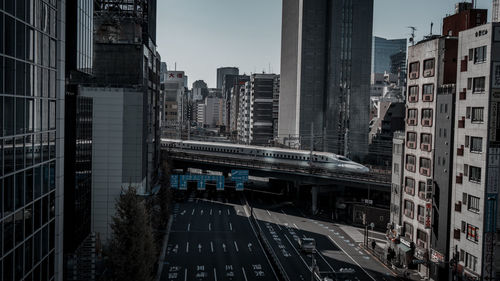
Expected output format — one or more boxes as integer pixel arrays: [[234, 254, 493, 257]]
[[157, 0, 492, 88]]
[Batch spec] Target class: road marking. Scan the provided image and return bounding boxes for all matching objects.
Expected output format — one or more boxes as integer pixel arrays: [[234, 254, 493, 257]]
[[187, 223, 190, 231], [191, 209, 195, 215], [266, 210, 271, 216], [186, 242, 189, 253], [234, 241, 239, 252], [201, 209, 204, 215], [211, 242, 214, 252], [198, 244, 202, 253], [210, 209, 212, 215], [283, 234, 310, 269], [328, 235, 376, 281], [184, 268, 187, 281], [229, 222, 233, 231], [242, 267, 248, 281], [209, 223, 211, 231], [293, 223, 299, 229], [219, 210, 222, 215], [222, 243, 227, 252], [213, 268, 217, 281], [248, 243, 252, 252], [227, 209, 230, 215]]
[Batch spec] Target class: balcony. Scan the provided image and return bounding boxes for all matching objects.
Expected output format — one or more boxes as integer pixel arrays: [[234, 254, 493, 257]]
[[455, 202, 462, 212], [459, 91, 466, 100], [408, 141, 417, 149], [422, 119, 432, 127], [421, 143, 431, 152], [457, 146, 464, 156], [404, 209, 414, 219], [405, 186, 415, 196], [420, 167, 431, 176], [406, 164, 416, 172], [456, 173, 463, 184], [418, 215, 425, 224]]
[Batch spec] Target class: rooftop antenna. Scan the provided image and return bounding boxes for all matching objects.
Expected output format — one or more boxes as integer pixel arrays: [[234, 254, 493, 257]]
[[408, 26, 417, 46], [430, 22, 434, 36]]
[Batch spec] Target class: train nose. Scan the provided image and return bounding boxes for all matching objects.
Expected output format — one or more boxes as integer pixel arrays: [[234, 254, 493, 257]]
[[361, 166, 370, 173]]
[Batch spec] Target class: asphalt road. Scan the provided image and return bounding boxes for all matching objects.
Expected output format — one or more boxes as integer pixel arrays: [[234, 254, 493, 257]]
[[160, 192, 279, 281], [248, 196, 399, 281]]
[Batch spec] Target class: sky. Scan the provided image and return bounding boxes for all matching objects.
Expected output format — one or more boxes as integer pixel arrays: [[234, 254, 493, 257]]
[[157, 0, 491, 88]]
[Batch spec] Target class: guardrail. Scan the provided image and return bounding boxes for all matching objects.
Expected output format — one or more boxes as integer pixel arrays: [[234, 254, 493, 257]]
[[164, 150, 391, 185]]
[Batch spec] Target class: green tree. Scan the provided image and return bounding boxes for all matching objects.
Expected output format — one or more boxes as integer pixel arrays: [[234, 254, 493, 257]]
[[108, 187, 157, 281]]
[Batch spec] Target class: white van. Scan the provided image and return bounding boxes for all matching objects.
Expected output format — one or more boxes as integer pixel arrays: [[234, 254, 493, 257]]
[[298, 237, 316, 254]]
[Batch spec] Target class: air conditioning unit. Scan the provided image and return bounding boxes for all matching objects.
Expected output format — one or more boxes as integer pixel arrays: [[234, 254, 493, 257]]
[[408, 141, 416, 149], [410, 72, 418, 79], [422, 144, 431, 151], [423, 119, 431, 126], [418, 215, 425, 223], [405, 186, 414, 195], [424, 69, 434, 77], [408, 119, 417, 125], [406, 164, 415, 171], [419, 192, 426, 199], [409, 95, 418, 102], [423, 94, 432, 102]]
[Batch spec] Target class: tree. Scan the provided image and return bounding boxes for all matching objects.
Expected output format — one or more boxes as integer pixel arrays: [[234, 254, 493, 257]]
[[108, 187, 157, 281]]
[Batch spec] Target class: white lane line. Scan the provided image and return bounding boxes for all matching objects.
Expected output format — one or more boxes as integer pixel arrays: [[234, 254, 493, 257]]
[[191, 209, 195, 215], [211, 242, 214, 253], [219, 210, 222, 215], [283, 234, 311, 269], [201, 209, 204, 215], [184, 268, 187, 281], [327, 235, 376, 281], [209, 223, 211, 231], [242, 267, 248, 281], [227, 209, 230, 215], [210, 209, 213, 215], [213, 268, 217, 281], [293, 223, 299, 229], [234, 241, 239, 252], [186, 242, 189, 253], [187, 223, 190, 231], [229, 222, 233, 231], [266, 210, 271, 216]]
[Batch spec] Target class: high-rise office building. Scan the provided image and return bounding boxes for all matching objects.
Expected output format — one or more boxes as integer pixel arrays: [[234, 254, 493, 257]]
[[1, 0, 66, 280], [278, 0, 373, 160], [494, 0, 500, 22], [64, 0, 96, 280], [216, 67, 239, 90], [372, 37, 407, 75]]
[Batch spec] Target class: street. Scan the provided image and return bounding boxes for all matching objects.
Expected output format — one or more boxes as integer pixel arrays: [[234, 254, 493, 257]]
[[161, 191, 399, 281]]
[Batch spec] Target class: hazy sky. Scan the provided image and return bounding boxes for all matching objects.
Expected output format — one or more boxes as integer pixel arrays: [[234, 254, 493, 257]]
[[157, 0, 491, 88]]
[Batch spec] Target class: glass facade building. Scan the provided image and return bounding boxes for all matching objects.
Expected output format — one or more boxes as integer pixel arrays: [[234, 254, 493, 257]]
[[1, 0, 63, 280], [371, 36, 407, 74]]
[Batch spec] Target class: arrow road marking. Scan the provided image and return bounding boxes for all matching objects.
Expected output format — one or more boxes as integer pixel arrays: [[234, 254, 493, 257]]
[[222, 243, 227, 252], [198, 244, 202, 253]]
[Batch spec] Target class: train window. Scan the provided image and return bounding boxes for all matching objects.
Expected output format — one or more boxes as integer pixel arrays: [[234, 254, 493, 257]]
[[338, 156, 350, 161]]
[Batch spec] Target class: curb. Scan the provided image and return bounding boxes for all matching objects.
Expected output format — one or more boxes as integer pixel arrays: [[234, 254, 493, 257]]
[[155, 214, 174, 281]]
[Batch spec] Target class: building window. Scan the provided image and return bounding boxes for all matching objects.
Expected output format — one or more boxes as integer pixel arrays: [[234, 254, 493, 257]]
[[421, 109, 433, 127], [420, 157, 431, 176], [465, 252, 478, 272], [473, 77, 485, 93], [417, 205, 425, 224], [420, 133, 432, 151], [423, 58, 435, 77], [471, 107, 484, 123], [473, 46, 487, 64], [406, 154, 416, 172], [404, 200, 414, 219], [418, 181, 426, 200], [394, 163, 400, 175], [394, 143, 402, 154], [407, 109, 418, 125], [409, 62, 420, 79], [466, 224, 479, 243], [468, 195, 480, 213], [469, 166, 481, 183], [407, 132, 417, 149], [470, 137, 482, 153], [416, 229, 428, 248], [405, 177, 415, 195], [422, 84, 434, 101], [404, 222, 414, 240], [408, 86, 419, 102]]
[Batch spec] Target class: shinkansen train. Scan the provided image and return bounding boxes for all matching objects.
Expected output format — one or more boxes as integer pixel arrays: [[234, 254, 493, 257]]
[[161, 139, 370, 174]]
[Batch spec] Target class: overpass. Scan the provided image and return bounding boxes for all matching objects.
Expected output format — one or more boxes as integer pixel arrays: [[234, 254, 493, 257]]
[[161, 145, 392, 213]]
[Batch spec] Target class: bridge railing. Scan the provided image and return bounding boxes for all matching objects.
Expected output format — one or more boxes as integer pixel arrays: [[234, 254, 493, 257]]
[[165, 149, 391, 185]]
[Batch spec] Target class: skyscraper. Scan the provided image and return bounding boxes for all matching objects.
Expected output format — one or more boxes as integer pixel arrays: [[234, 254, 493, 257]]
[[0, 0, 66, 280], [494, 0, 500, 22], [371, 37, 407, 75], [278, 0, 373, 160], [216, 67, 239, 90]]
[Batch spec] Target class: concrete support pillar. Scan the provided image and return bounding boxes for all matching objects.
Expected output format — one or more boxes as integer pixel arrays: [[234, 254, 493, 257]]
[[311, 186, 319, 215], [223, 171, 229, 178]]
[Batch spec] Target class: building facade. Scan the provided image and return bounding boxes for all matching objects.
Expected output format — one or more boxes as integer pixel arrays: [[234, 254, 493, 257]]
[[273, 75, 280, 141], [372, 36, 407, 75], [216, 67, 239, 90], [0, 0, 66, 280], [449, 23, 500, 280], [278, 0, 373, 160]]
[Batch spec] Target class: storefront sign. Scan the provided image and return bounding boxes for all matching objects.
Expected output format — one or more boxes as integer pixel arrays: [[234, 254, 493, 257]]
[[493, 65, 500, 89], [400, 238, 412, 248], [430, 249, 445, 263], [425, 203, 432, 229]]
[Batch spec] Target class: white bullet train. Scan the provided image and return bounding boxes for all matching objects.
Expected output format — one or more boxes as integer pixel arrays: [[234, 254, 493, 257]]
[[161, 139, 370, 174]]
